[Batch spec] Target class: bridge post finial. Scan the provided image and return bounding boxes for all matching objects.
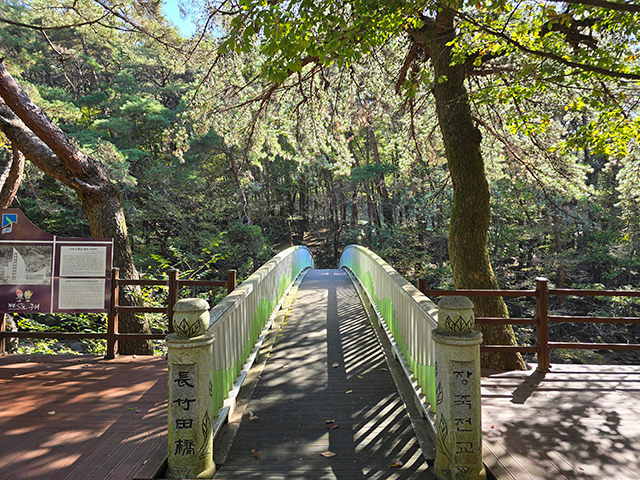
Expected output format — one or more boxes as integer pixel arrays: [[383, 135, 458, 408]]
[[433, 296, 486, 480], [166, 298, 216, 479]]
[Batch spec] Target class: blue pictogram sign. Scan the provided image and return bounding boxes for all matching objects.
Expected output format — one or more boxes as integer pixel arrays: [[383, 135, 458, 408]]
[[2, 214, 17, 234]]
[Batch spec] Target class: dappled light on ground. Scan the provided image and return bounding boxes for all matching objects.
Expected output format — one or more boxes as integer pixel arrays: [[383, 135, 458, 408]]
[[482, 364, 640, 479]]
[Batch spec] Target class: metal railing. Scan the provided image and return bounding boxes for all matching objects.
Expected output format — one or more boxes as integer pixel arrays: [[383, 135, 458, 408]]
[[206, 245, 314, 415], [0, 268, 236, 357], [420, 277, 640, 370], [339, 245, 438, 414]]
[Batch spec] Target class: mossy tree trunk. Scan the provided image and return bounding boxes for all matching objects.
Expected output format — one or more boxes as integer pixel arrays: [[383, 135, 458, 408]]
[[412, 11, 527, 371]]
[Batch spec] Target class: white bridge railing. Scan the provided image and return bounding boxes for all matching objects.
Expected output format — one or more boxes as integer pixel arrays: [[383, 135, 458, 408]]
[[207, 245, 314, 414], [339, 245, 438, 417]]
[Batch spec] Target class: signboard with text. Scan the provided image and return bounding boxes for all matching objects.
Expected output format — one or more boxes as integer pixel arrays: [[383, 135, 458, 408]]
[[0, 209, 113, 313]]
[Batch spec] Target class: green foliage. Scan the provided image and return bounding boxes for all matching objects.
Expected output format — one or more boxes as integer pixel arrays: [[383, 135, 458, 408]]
[[350, 164, 398, 182], [1, 0, 639, 365], [15, 313, 106, 355]]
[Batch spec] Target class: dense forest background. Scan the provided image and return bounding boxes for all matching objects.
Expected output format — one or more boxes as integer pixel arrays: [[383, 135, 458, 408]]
[[0, 0, 639, 363]]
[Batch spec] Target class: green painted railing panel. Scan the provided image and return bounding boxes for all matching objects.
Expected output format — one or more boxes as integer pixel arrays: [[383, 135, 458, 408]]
[[206, 246, 313, 416], [339, 245, 438, 413]]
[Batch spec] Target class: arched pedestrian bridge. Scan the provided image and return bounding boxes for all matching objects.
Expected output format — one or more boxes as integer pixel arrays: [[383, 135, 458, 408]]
[[0, 245, 639, 480], [165, 245, 439, 479], [211, 268, 433, 479]]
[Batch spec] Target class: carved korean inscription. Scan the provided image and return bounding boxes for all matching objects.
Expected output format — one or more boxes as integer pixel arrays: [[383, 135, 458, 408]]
[[451, 361, 477, 459]]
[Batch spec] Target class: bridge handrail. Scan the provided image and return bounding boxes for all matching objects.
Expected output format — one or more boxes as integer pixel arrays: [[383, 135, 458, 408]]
[[206, 245, 314, 414], [339, 245, 438, 414]]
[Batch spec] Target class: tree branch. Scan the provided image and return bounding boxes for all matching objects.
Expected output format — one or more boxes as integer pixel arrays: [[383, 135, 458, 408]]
[[0, 12, 110, 31], [0, 61, 107, 183], [89, 0, 183, 52], [396, 41, 423, 94], [0, 141, 25, 208], [0, 99, 84, 192], [545, 0, 640, 12], [456, 10, 640, 81]]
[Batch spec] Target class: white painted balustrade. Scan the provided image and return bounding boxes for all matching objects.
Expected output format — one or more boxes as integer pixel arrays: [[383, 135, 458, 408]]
[[339, 244, 439, 416], [207, 245, 314, 414]]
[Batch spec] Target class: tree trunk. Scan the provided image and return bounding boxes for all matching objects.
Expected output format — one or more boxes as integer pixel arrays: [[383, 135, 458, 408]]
[[412, 12, 526, 371], [299, 178, 308, 240], [338, 180, 347, 224], [324, 169, 338, 228], [350, 184, 358, 227], [552, 215, 566, 310], [228, 146, 252, 224], [367, 124, 393, 225], [368, 181, 380, 226], [0, 141, 25, 208], [347, 138, 360, 228], [0, 63, 151, 355]]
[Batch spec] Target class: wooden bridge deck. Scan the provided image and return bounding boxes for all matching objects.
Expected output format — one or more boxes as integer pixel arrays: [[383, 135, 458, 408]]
[[213, 269, 433, 480], [482, 363, 640, 479]]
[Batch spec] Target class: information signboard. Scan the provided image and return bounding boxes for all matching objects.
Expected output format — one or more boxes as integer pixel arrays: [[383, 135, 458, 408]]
[[0, 209, 113, 313]]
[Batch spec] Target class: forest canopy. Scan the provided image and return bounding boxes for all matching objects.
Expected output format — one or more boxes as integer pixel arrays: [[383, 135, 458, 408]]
[[0, 0, 639, 364]]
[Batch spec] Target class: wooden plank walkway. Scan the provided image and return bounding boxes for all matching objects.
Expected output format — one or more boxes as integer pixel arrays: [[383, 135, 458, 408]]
[[482, 363, 640, 479], [213, 269, 433, 480], [0, 354, 167, 480]]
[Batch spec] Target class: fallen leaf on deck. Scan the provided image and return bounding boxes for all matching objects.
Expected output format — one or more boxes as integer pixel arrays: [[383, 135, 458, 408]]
[[380, 368, 388, 371], [332, 362, 339, 368], [321, 451, 336, 457], [390, 461, 403, 468], [325, 419, 335, 424], [346, 390, 353, 394], [327, 422, 339, 430], [249, 411, 259, 421], [251, 449, 261, 459], [357, 375, 363, 379]]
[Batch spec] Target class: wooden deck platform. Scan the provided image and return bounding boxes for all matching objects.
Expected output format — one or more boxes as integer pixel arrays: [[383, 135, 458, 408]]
[[0, 354, 167, 480], [482, 363, 640, 479]]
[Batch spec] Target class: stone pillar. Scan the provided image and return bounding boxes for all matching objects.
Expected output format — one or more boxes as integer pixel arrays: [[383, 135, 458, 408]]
[[166, 298, 216, 479], [433, 296, 486, 480]]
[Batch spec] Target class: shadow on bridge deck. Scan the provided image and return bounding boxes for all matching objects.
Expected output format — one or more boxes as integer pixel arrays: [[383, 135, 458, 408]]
[[213, 269, 435, 480]]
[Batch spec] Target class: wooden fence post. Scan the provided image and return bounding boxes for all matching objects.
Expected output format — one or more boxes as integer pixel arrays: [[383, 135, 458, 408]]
[[227, 270, 236, 294], [0, 313, 6, 355], [536, 277, 550, 371], [106, 268, 119, 359], [167, 269, 179, 334], [418, 278, 427, 295]]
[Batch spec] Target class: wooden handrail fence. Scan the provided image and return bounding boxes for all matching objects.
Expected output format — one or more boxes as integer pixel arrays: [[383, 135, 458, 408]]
[[0, 268, 236, 358], [419, 277, 640, 370]]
